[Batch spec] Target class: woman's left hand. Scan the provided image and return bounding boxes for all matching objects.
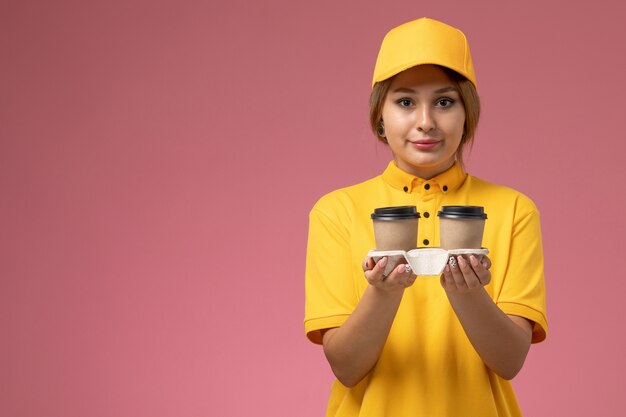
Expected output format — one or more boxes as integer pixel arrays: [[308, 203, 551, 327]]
[[440, 255, 491, 293]]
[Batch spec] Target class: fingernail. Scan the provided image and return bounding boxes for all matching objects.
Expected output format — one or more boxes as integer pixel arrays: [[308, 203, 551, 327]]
[[457, 256, 467, 268], [379, 257, 387, 266], [470, 255, 478, 267]]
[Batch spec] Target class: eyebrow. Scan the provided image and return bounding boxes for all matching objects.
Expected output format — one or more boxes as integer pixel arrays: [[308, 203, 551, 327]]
[[391, 86, 458, 94]]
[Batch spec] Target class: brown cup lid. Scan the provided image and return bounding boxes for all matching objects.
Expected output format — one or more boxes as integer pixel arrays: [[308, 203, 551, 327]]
[[371, 205, 420, 220]]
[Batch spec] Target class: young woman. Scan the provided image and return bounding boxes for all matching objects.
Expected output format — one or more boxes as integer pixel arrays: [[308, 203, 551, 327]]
[[304, 18, 548, 417]]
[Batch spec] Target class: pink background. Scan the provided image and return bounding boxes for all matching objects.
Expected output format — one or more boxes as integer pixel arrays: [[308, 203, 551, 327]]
[[2, 0, 625, 415]]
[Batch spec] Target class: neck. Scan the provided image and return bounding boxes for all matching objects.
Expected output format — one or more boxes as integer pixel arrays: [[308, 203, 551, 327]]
[[394, 159, 456, 180]]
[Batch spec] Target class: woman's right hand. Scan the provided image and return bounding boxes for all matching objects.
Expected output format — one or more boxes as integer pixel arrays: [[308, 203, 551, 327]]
[[362, 256, 416, 292], [324, 257, 415, 387]]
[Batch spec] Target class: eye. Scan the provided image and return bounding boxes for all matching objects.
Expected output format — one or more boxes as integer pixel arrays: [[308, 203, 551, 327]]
[[436, 98, 455, 108], [396, 98, 414, 107]]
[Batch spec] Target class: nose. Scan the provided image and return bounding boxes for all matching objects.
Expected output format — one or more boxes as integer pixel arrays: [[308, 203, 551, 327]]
[[416, 105, 435, 132]]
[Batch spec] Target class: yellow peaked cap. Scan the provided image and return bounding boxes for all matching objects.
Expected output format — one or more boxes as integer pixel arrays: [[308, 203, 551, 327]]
[[372, 17, 477, 88]]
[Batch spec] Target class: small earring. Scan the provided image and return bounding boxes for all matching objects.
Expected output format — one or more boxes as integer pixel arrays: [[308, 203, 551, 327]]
[[377, 122, 385, 137]]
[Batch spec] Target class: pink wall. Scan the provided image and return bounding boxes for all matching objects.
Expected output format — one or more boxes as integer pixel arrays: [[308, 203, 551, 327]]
[[2, 0, 625, 415]]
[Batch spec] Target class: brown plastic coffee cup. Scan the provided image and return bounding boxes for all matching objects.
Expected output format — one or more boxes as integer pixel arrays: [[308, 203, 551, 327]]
[[371, 206, 420, 251], [437, 206, 487, 250]]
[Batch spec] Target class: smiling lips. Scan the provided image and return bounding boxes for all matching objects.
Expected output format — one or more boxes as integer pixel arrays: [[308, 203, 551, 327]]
[[410, 139, 441, 150]]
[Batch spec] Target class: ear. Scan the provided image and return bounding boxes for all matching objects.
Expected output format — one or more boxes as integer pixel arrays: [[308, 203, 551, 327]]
[[377, 120, 386, 138]]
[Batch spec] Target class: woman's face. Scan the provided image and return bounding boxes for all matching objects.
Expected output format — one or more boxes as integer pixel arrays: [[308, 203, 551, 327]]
[[381, 65, 466, 179]]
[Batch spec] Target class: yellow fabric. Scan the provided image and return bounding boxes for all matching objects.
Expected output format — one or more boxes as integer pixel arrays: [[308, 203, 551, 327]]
[[304, 161, 548, 417], [372, 17, 477, 87]]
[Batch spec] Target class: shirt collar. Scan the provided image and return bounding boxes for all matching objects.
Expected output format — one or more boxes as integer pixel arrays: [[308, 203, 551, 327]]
[[381, 160, 466, 194]]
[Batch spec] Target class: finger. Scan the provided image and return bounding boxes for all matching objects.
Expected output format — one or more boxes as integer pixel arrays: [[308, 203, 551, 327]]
[[404, 262, 417, 286], [400, 263, 417, 286], [405, 274, 417, 287], [365, 256, 387, 285], [479, 270, 491, 286], [441, 264, 456, 289], [481, 255, 492, 270], [363, 257, 387, 286], [362, 257, 374, 272], [450, 256, 468, 287], [458, 256, 482, 289], [469, 255, 491, 286], [386, 263, 415, 287]]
